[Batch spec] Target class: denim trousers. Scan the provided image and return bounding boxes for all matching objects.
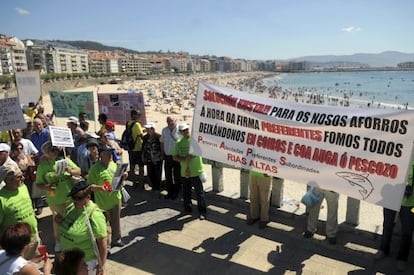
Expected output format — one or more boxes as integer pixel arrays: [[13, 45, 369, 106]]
[[181, 176, 207, 214]]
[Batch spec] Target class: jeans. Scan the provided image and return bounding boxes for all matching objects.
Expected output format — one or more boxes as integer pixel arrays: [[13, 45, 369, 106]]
[[181, 176, 207, 214]]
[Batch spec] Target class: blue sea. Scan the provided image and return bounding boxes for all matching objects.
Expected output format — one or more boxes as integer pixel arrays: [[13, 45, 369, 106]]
[[260, 71, 414, 109]]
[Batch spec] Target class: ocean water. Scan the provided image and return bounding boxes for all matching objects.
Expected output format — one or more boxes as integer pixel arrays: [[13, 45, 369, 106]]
[[261, 71, 414, 109]]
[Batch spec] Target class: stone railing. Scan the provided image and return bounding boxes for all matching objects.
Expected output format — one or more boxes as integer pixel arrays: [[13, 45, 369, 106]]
[[206, 160, 361, 226]]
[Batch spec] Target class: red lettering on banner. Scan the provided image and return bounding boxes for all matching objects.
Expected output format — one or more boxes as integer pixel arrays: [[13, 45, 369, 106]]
[[348, 156, 398, 178], [203, 90, 238, 107]]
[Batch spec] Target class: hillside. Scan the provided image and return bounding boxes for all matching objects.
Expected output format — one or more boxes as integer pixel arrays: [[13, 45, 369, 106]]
[[294, 51, 414, 67]]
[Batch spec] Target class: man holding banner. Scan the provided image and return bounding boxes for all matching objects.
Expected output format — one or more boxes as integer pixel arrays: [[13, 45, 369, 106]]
[[173, 123, 207, 220]]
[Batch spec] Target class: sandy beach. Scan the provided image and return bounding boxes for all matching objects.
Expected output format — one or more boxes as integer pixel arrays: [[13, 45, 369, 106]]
[[41, 72, 384, 236]]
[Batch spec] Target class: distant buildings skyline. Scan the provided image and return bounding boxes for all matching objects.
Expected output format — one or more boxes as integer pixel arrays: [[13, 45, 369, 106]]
[[1, 34, 413, 77]]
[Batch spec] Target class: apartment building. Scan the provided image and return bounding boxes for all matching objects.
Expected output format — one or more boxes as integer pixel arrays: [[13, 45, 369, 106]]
[[119, 57, 152, 74], [0, 35, 28, 75]]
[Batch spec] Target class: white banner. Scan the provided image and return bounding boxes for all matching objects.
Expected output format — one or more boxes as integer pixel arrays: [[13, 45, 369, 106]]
[[15, 70, 41, 105], [0, 97, 26, 131], [191, 82, 414, 211]]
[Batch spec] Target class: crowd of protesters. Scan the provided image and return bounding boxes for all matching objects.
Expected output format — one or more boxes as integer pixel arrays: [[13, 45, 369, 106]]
[[0, 96, 413, 274]]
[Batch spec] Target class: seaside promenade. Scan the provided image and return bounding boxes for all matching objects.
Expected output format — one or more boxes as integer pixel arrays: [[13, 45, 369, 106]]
[[37, 175, 414, 274], [34, 73, 414, 274]]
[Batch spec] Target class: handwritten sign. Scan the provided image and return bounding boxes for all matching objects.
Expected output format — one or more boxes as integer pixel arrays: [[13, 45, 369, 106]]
[[97, 92, 146, 125], [0, 97, 26, 131], [50, 91, 95, 118], [191, 82, 414, 211]]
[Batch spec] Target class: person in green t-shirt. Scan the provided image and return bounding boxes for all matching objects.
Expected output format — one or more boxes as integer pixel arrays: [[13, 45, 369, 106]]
[[57, 181, 107, 275], [173, 124, 207, 220], [88, 146, 125, 248], [0, 162, 40, 260], [374, 160, 414, 272], [35, 141, 81, 253]]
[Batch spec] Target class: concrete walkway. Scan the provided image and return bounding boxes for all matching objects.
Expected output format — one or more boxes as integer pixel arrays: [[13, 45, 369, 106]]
[[37, 179, 414, 275]]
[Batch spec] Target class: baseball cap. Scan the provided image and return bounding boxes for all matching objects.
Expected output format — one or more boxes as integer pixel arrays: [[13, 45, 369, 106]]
[[0, 162, 22, 183], [68, 181, 90, 197], [178, 124, 189, 131], [67, 116, 79, 125], [105, 120, 116, 129], [0, 143, 10, 153], [86, 139, 100, 149], [144, 122, 156, 129]]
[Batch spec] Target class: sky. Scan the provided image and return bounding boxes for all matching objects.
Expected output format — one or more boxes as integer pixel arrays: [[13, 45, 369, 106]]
[[1, 0, 413, 60]]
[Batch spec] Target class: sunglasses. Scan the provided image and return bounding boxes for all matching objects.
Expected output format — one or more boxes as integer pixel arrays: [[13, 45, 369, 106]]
[[16, 147, 23, 150]]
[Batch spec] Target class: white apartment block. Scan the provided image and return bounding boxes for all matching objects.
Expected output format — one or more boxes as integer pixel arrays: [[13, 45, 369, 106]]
[[0, 36, 28, 75], [45, 46, 88, 74]]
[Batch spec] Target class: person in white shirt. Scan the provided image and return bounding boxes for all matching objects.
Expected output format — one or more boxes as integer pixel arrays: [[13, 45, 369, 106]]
[[160, 116, 181, 199]]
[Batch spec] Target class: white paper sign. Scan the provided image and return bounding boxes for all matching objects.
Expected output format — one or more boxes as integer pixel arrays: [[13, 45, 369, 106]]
[[15, 70, 41, 105], [55, 159, 68, 176], [49, 126, 74, 148], [0, 97, 26, 131]]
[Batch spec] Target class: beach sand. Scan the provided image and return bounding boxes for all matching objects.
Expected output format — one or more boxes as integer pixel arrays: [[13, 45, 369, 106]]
[[42, 72, 384, 235]]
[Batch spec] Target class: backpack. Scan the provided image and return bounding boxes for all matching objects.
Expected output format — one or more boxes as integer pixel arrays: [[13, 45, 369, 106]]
[[120, 121, 137, 150]]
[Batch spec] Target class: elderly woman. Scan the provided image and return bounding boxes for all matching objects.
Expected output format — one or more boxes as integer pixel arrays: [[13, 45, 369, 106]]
[[35, 141, 81, 253], [141, 122, 162, 191], [57, 181, 107, 275], [0, 223, 52, 275], [0, 163, 40, 259], [99, 130, 122, 162]]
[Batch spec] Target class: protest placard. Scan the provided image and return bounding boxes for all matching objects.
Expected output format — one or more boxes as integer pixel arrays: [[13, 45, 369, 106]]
[[49, 91, 95, 118], [49, 126, 74, 148], [97, 92, 146, 125], [15, 70, 41, 105], [0, 97, 26, 131]]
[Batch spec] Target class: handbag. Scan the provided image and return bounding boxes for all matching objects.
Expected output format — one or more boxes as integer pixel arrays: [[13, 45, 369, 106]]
[[301, 187, 323, 208], [121, 186, 131, 204]]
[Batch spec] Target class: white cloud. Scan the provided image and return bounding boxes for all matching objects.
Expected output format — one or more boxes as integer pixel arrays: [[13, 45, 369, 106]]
[[341, 26, 362, 33], [16, 7, 30, 16]]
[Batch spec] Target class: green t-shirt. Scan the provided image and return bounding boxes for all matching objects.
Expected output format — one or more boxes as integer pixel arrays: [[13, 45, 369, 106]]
[[60, 202, 107, 261], [87, 161, 121, 211], [0, 184, 38, 241], [128, 120, 143, 151], [402, 160, 414, 207], [35, 158, 80, 206], [172, 136, 204, 177]]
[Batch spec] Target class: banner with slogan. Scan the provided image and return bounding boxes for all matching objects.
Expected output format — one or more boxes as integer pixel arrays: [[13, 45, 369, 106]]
[[50, 91, 95, 118], [97, 92, 147, 125], [191, 82, 414, 211], [15, 70, 42, 105]]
